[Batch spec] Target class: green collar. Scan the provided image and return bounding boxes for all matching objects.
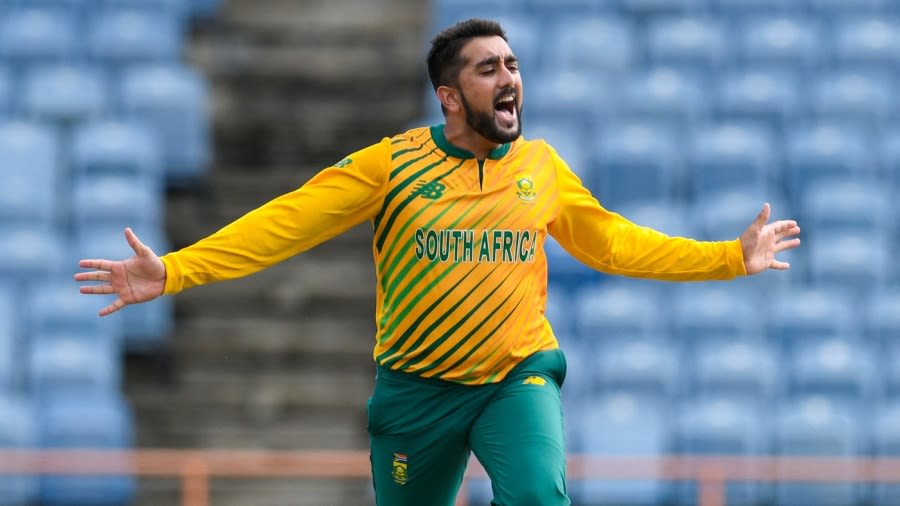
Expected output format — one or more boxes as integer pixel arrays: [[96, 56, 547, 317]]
[[430, 124, 511, 160]]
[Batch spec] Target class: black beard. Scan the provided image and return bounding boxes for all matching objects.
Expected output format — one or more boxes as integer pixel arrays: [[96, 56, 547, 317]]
[[459, 90, 522, 144]]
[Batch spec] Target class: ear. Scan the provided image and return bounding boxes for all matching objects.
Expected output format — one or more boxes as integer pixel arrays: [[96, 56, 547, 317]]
[[436, 85, 461, 114]]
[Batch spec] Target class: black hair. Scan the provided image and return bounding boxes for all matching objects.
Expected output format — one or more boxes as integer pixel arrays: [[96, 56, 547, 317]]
[[426, 18, 507, 91]]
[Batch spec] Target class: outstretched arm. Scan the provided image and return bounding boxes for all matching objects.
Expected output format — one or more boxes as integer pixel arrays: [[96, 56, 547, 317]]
[[74, 228, 166, 316]]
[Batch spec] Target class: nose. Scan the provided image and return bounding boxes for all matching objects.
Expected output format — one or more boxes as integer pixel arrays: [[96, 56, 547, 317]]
[[497, 62, 516, 87]]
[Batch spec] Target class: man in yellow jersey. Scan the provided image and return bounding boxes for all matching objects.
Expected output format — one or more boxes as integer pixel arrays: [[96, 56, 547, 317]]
[[75, 18, 800, 506]]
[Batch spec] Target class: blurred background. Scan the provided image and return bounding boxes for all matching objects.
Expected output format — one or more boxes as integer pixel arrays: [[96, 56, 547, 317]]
[[0, 0, 898, 504]]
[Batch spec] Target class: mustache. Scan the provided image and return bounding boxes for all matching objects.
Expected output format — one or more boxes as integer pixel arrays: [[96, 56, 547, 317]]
[[494, 87, 517, 103]]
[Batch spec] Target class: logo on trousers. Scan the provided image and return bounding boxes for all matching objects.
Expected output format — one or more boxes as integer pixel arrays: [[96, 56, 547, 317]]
[[392, 452, 408, 485]]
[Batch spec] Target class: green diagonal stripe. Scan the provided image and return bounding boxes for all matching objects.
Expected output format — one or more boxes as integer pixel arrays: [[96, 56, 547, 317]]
[[372, 150, 442, 232]]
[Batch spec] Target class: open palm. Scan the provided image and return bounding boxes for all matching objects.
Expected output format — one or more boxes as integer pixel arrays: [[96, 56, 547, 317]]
[[74, 228, 166, 316], [740, 203, 802, 275]]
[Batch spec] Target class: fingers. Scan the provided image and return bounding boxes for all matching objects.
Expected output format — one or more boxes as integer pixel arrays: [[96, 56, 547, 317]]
[[775, 238, 801, 254], [79, 284, 115, 295], [99, 298, 127, 317], [754, 202, 771, 227], [770, 260, 791, 270], [78, 259, 115, 271], [73, 271, 111, 283], [125, 227, 147, 257]]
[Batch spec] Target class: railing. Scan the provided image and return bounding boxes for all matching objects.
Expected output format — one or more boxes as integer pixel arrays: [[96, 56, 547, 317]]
[[2, 450, 900, 506]]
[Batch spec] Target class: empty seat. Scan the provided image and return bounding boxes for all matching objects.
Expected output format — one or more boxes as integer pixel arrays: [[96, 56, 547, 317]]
[[119, 63, 210, 186], [620, 68, 707, 126], [801, 178, 892, 236], [766, 288, 856, 348], [594, 121, 679, 208], [21, 64, 108, 123], [0, 287, 17, 390], [880, 125, 900, 186], [38, 394, 136, 506], [620, 0, 706, 14], [88, 10, 181, 64], [0, 394, 37, 506], [696, 188, 790, 241], [526, 70, 614, 139], [544, 236, 600, 290], [715, 69, 801, 128], [714, 0, 788, 11], [774, 396, 865, 506], [690, 122, 775, 198], [809, 232, 888, 294], [789, 337, 876, 406], [693, 339, 781, 402], [72, 175, 165, 231], [874, 402, 900, 506], [883, 343, 900, 398], [833, 17, 900, 68], [785, 122, 871, 199], [646, 17, 730, 70], [29, 334, 120, 398], [811, 71, 894, 127], [576, 284, 664, 341], [596, 338, 680, 397], [809, 0, 885, 11], [740, 17, 821, 70], [864, 289, 900, 342], [28, 280, 121, 338], [544, 16, 635, 73], [0, 121, 60, 227], [615, 201, 694, 238], [671, 284, 761, 341], [0, 226, 66, 287], [0, 67, 11, 114], [71, 120, 163, 180], [0, 8, 78, 62]]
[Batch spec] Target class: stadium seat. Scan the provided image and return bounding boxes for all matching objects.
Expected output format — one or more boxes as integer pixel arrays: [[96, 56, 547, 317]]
[[544, 236, 600, 290], [615, 201, 694, 238], [675, 397, 768, 506], [809, 0, 885, 12], [713, 0, 789, 12], [689, 122, 775, 199], [646, 17, 730, 71], [27, 279, 121, 339], [801, 178, 892, 236], [670, 283, 761, 342], [774, 396, 865, 506], [29, 334, 121, 398], [593, 121, 680, 208], [38, 394, 136, 506], [874, 402, 900, 506], [0, 7, 78, 62], [785, 122, 872, 199], [740, 17, 821, 70], [71, 119, 163, 181], [620, 0, 706, 14], [881, 125, 900, 187], [576, 284, 664, 342], [72, 174, 165, 231], [766, 288, 856, 349], [0, 394, 37, 506], [864, 289, 900, 343], [0, 67, 11, 115], [692, 339, 781, 403], [544, 16, 635, 73], [789, 337, 876, 407], [714, 69, 801, 129], [696, 188, 790, 241], [579, 392, 668, 505], [811, 71, 895, 128], [526, 70, 614, 142], [620, 68, 707, 126], [883, 343, 900, 399], [88, 10, 181, 65], [0, 286, 18, 391], [119, 63, 211, 187], [0, 120, 60, 227], [0, 226, 66, 287], [808, 232, 889, 294], [21, 64, 109, 123], [596, 338, 681, 397], [833, 17, 900, 68]]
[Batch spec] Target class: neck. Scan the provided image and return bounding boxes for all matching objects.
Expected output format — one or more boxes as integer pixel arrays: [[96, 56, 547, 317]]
[[443, 118, 501, 161]]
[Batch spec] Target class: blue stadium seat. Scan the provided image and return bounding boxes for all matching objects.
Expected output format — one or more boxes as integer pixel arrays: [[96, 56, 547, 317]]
[[579, 392, 668, 506], [119, 63, 210, 187], [526, 70, 614, 140], [675, 397, 768, 506], [689, 122, 775, 199], [766, 288, 856, 349], [809, 0, 885, 12], [789, 337, 876, 407], [774, 396, 865, 506], [620, 68, 707, 126], [785, 122, 872, 199], [670, 284, 761, 342], [21, 64, 108, 123], [0, 226, 66, 287], [740, 17, 821, 70], [544, 16, 635, 73], [596, 338, 681, 397], [874, 402, 900, 506], [0, 394, 37, 506], [97, 0, 186, 17], [883, 342, 900, 399], [88, 10, 181, 65], [864, 289, 900, 343], [615, 201, 694, 238], [714, 69, 801, 129], [809, 232, 888, 294], [0, 286, 16, 390], [544, 236, 600, 290], [713, 0, 789, 11], [833, 17, 900, 68], [620, 0, 706, 14], [881, 125, 900, 187], [0, 120, 60, 227], [71, 120, 163, 181], [801, 178, 892, 236], [811, 71, 894, 128], [27, 279, 116, 337], [38, 394, 136, 506], [646, 17, 730, 71], [73, 175, 165, 231], [696, 188, 790, 241], [0, 7, 78, 62], [29, 334, 120, 398], [576, 284, 664, 341], [693, 339, 781, 403], [594, 121, 679, 208], [529, 0, 613, 14], [0, 67, 11, 114]]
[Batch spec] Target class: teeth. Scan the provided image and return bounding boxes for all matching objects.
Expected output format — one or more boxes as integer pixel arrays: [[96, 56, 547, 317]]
[[500, 96, 514, 103]]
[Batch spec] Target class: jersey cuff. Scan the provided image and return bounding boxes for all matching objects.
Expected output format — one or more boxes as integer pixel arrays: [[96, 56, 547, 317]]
[[727, 238, 748, 277], [159, 253, 184, 295]]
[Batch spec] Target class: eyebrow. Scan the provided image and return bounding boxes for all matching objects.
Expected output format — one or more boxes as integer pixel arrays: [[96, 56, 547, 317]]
[[473, 54, 518, 68]]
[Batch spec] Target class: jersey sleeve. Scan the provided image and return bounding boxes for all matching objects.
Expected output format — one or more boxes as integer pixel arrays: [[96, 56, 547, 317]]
[[159, 138, 392, 294], [546, 146, 746, 281]]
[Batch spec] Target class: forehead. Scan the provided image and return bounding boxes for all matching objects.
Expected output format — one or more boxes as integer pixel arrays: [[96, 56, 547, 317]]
[[460, 35, 514, 65]]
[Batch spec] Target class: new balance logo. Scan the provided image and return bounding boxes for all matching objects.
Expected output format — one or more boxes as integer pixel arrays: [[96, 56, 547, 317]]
[[410, 180, 446, 200]]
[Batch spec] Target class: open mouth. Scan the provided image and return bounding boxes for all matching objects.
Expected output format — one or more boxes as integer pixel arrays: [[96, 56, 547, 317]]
[[494, 93, 517, 126]]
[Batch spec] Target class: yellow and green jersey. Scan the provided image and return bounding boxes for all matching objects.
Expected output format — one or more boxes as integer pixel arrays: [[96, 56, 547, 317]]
[[160, 124, 746, 385]]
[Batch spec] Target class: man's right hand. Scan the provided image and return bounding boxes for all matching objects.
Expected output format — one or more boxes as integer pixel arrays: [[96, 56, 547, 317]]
[[74, 227, 166, 316]]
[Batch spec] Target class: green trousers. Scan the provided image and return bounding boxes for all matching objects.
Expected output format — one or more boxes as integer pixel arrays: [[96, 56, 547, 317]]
[[367, 349, 570, 506]]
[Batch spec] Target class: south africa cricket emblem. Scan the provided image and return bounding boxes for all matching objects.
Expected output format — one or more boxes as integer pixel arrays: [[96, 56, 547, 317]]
[[516, 177, 537, 202]]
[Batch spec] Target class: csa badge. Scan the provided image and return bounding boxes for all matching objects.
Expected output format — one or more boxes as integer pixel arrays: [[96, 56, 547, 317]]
[[516, 177, 537, 202], [392, 452, 408, 485]]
